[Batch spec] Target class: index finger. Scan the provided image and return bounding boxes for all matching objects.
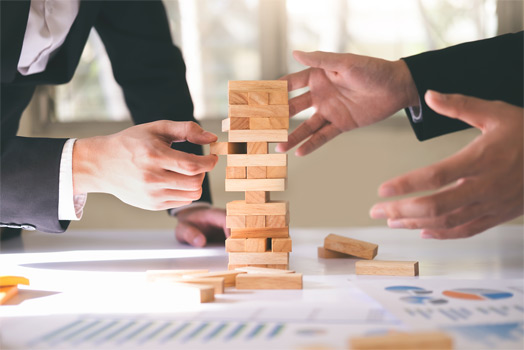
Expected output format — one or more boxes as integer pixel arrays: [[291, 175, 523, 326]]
[[280, 67, 312, 91], [160, 148, 218, 176], [151, 121, 218, 145]]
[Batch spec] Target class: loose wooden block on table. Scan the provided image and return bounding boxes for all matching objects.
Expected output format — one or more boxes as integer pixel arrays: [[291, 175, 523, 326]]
[[265, 214, 289, 227], [226, 215, 246, 228], [229, 91, 248, 105], [245, 237, 268, 252], [183, 271, 245, 288], [229, 80, 287, 91], [236, 273, 302, 290], [266, 166, 287, 179], [227, 154, 287, 167], [228, 130, 288, 143], [269, 91, 289, 105], [228, 252, 289, 265], [225, 179, 286, 192], [249, 117, 289, 130], [230, 227, 289, 239], [272, 238, 292, 252], [355, 260, 419, 276], [166, 283, 215, 303], [209, 142, 246, 155], [248, 91, 269, 105], [247, 142, 268, 154], [225, 238, 246, 252], [317, 247, 353, 259], [324, 233, 378, 260], [235, 266, 294, 274], [0, 286, 18, 305], [146, 269, 209, 282], [349, 331, 453, 350], [227, 200, 288, 216], [226, 166, 246, 179], [247, 166, 267, 179], [245, 191, 270, 204], [168, 277, 225, 294], [245, 216, 265, 228]]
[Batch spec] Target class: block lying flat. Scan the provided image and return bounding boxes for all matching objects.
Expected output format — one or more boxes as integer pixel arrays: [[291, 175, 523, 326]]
[[324, 234, 378, 260], [317, 247, 353, 259], [349, 331, 453, 350], [236, 273, 302, 290], [235, 266, 295, 274], [172, 277, 225, 294], [183, 271, 245, 288], [355, 260, 419, 276], [145, 270, 209, 282], [165, 283, 215, 303]]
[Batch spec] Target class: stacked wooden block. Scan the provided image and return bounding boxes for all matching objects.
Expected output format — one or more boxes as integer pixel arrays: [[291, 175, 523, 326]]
[[210, 80, 291, 270]]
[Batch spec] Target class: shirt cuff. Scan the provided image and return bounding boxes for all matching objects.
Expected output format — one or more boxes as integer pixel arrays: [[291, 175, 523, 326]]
[[169, 202, 211, 217], [409, 97, 423, 123], [58, 138, 87, 221]]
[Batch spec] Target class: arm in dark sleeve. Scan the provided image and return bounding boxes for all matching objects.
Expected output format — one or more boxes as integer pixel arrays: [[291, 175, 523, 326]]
[[402, 31, 523, 141], [93, 0, 211, 203]]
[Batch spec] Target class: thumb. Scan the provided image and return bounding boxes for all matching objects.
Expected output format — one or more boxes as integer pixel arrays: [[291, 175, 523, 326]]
[[152, 121, 217, 145], [293, 50, 345, 71], [425, 90, 492, 130], [175, 221, 207, 247]]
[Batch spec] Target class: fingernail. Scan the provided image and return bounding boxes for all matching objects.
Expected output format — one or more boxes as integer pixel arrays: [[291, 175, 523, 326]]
[[388, 219, 405, 229], [379, 186, 396, 197], [193, 235, 205, 246], [427, 90, 445, 101], [421, 231, 434, 239], [370, 205, 387, 219], [275, 144, 283, 153]]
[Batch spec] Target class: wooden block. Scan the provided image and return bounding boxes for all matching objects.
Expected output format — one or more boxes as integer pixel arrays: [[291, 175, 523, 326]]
[[227, 200, 288, 215], [0, 276, 30, 286], [146, 269, 209, 282], [226, 117, 250, 130], [266, 264, 290, 270], [209, 142, 246, 155], [229, 80, 287, 92], [246, 216, 265, 228], [229, 105, 289, 118], [226, 166, 246, 179], [158, 277, 224, 294], [236, 273, 302, 290], [228, 252, 289, 265], [247, 142, 268, 154], [272, 238, 292, 252], [166, 283, 215, 303], [225, 179, 286, 192], [229, 130, 288, 143], [230, 227, 289, 238], [245, 237, 268, 252], [324, 234, 378, 260], [226, 215, 246, 228], [0, 286, 18, 305], [227, 154, 287, 167], [349, 331, 453, 350], [229, 91, 248, 105], [235, 266, 295, 274], [225, 238, 246, 252], [317, 246, 353, 259], [265, 214, 289, 227], [247, 166, 267, 179], [248, 91, 269, 105], [266, 166, 287, 179], [355, 260, 419, 276], [183, 270, 245, 288], [222, 118, 230, 132], [249, 117, 289, 130], [269, 91, 288, 105], [246, 191, 270, 204]]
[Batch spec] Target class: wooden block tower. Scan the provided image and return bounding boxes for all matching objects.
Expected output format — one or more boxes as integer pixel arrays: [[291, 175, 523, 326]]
[[210, 80, 291, 270]]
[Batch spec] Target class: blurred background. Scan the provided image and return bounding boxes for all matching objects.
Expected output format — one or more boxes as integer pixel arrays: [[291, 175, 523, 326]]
[[18, 0, 523, 231]]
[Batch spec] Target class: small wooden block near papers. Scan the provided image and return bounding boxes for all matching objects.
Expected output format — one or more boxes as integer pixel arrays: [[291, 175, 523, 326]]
[[183, 270, 245, 288], [235, 266, 295, 274], [349, 331, 453, 350], [317, 246, 353, 259], [324, 234, 378, 260], [356, 260, 419, 276], [236, 273, 302, 290]]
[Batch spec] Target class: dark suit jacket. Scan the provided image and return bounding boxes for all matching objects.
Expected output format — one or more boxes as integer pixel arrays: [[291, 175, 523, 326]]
[[403, 31, 523, 141], [0, 0, 211, 233]]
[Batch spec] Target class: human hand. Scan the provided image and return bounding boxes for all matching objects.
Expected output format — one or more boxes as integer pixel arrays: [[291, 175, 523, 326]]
[[370, 91, 523, 239], [174, 206, 229, 247], [276, 51, 419, 156], [73, 121, 218, 210]]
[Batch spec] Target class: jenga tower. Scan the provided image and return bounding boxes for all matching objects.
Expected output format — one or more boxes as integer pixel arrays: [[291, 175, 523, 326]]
[[210, 80, 291, 270]]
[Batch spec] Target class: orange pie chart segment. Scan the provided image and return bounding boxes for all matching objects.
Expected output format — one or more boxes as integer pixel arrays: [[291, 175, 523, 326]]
[[443, 290, 485, 300]]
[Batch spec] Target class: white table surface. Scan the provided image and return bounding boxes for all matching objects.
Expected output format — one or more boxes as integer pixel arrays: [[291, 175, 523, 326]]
[[1, 225, 523, 349]]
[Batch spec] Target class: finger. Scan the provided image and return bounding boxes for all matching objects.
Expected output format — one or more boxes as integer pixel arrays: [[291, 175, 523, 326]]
[[158, 188, 202, 202], [204, 208, 230, 238], [175, 221, 207, 247], [295, 124, 342, 156], [156, 200, 193, 210], [425, 91, 493, 130], [152, 171, 204, 191], [289, 91, 313, 116], [152, 121, 218, 145], [293, 50, 345, 71], [281, 68, 312, 91], [275, 113, 326, 153], [160, 148, 218, 176]]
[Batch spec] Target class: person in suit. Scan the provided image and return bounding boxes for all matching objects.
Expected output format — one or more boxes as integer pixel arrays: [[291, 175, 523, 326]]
[[0, 0, 228, 246], [276, 31, 523, 239]]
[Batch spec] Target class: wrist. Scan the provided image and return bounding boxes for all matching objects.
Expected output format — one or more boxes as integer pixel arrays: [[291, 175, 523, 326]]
[[72, 137, 104, 195], [394, 59, 419, 108]]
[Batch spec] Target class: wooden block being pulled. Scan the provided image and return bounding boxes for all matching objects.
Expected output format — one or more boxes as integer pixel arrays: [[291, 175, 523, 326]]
[[229, 252, 288, 265], [269, 91, 289, 105], [265, 213, 289, 227], [249, 118, 289, 130], [247, 142, 268, 154], [245, 191, 270, 204], [245, 215, 265, 228], [230, 227, 289, 238], [355, 260, 419, 276], [226, 215, 246, 228], [235, 266, 295, 274], [209, 142, 246, 155], [183, 270, 245, 288], [226, 166, 246, 179], [229, 91, 248, 105], [266, 166, 287, 179], [229, 130, 288, 143], [349, 331, 453, 350], [324, 234, 378, 260], [247, 166, 267, 179], [227, 154, 287, 167], [227, 200, 288, 215], [245, 237, 268, 252], [317, 247, 353, 259], [229, 80, 287, 92], [225, 238, 246, 252], [248, 91, 269, 105], [236, 273, 302, 290], [146, 269, 209, 282], [225, 179, 286, 192], [0, 286, 18, 305], [272, 238, 292, 252]]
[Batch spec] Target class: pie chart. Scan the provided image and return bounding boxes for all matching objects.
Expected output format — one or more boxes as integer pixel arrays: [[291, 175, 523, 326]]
[[442, 288, 513, 301]]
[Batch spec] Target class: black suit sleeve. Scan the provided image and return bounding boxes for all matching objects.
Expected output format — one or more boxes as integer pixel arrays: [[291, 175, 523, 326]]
[[93, 0, 211, 204], [402, 31, 524, 141]]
